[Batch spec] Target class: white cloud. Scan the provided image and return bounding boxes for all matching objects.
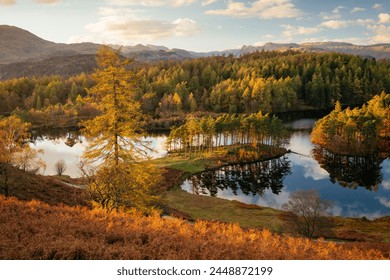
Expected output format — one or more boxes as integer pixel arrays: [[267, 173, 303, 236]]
[[205, 0, 302, 19], [329, 204, 343, 216], [372, 4, 383, 10], [282, 24, 322, 39], [378, 13, 390, 24], [368, 24, 390, 44], [76, 8, 200, 44], [321, 5, 346, 20], [0, 0, 15, 5], [321, 12, 341, 21], [351, 7, 365, 13], [201, 0, 217, 6], [382, 180, 390, 190], [332, 6, 346, 14], [263, 34, 275, 40], [106, 0, 197, 7], [320, 20, 350, 29], [320, 19, 375, 29], [378, 197, 390, 208], [172, 18, 200, 36]]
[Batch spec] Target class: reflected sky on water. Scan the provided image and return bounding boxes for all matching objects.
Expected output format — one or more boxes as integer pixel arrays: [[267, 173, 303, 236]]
[[30, 133, 167, 177]]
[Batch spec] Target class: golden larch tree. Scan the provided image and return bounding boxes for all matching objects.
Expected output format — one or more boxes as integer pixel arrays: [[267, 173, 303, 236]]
[[81, 46, 160, 212]]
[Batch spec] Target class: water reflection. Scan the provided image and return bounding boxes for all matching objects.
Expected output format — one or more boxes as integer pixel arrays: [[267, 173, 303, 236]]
[[312, 147, 384, 191], [29, 129, 168, 177], [183, 157, 291, 197]]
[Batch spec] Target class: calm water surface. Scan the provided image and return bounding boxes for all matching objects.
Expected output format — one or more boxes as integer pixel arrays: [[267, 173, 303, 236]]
[[30, 131, 167, 178], [31, 119, 390, 219]]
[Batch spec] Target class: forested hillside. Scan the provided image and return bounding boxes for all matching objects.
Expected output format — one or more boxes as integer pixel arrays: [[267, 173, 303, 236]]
[[0, 51, 389, 126]]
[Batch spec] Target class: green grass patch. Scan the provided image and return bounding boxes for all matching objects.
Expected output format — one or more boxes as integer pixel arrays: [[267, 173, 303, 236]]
[[153, 155, 209, 174], [162, 186, 283, 232]]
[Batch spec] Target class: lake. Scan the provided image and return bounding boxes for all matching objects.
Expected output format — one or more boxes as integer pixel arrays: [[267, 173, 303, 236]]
[[30, 118, 390, 219], [181, 119, 390, 219]]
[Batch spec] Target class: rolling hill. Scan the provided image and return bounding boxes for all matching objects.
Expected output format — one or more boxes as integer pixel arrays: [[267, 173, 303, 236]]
[[1, 25, 389, 79]]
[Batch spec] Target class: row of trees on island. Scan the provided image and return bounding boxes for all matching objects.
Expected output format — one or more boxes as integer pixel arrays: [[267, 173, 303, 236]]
[[166, 112, 288, 156], [311, 92, 390, 156]]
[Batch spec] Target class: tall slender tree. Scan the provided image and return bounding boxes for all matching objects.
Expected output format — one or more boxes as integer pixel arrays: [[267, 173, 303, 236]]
[[81, 46, 160, 212]]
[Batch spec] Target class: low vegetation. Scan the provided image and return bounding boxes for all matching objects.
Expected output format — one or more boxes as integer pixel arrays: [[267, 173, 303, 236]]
[[0, 165, 88, 207], [0, 195, 387, 260]]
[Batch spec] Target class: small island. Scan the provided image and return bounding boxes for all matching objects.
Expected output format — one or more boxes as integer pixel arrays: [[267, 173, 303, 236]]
[[156, 112, 289, 175]]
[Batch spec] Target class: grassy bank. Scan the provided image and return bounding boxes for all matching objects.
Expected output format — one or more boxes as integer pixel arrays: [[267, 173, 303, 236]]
[[163, 186, 283, 231]]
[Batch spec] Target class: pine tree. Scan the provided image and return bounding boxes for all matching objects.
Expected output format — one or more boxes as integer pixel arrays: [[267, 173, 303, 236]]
[[81, 46, 160, 213]]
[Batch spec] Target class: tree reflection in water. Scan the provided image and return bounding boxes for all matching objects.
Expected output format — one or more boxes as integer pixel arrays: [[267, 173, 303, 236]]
[[312, 146, 384, 191], [188, 157, 291, 197]]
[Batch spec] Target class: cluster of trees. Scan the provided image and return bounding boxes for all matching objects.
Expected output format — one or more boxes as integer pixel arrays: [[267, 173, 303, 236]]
[[1, 51, 389, 126], [311, 92, 390, 155], [0, 74, 93, 114], [166, 112, 287, 156], [0, 75, 99, 127]]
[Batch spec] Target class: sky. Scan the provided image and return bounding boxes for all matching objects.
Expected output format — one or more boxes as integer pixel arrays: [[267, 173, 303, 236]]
[[0, 0, 389, 52]]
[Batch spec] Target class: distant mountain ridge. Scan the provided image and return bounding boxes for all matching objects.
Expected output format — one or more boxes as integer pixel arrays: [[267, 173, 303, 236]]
[[1, 25, 389, 79]]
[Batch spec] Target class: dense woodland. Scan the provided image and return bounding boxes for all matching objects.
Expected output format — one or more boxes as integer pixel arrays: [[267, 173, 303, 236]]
[[0, 51, 389, 128]]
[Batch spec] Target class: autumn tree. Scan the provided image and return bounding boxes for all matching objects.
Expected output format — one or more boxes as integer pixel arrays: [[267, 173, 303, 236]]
[[283, 189, 332, 238], [81, 46, 160, 213], [54, 159, 67, 176], [14, 148, 46, 174], [0, 115, 42, 197]]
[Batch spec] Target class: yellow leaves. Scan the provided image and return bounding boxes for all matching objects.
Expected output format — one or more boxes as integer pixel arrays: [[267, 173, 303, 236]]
[[0, 195, 388, 260], [0, 115, 43, 176], [311, 93, 390, 155]]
